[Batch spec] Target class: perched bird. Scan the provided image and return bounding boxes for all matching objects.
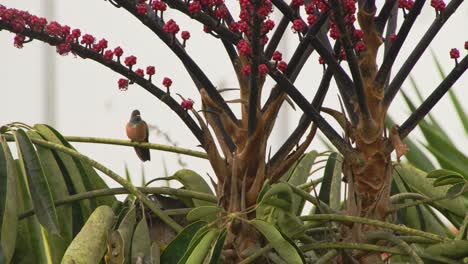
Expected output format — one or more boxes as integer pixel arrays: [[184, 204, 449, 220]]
[[126, 110, 151, 161]]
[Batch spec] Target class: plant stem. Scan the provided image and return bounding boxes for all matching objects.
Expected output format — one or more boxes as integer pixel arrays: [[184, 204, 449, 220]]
[[29, 137, 184, 232], [18, 187, 215, 220], [64, 136, 208, 159], [299, 214, 449, 242], [365, 231, 424, 264]]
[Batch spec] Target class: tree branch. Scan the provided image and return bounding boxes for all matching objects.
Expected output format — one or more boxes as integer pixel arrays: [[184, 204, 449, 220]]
[[0, 21, 206, 147], [375, 0, 397, 34], [398, 55, 468, 140], [248, 1, 262, 135], [330, 0, 371, 121], [382, 0, 464, 108], [374, 0, 426, 89]]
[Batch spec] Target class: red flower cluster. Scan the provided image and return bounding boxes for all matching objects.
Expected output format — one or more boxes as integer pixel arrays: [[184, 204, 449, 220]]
[[118, 78, 129, 91], [136, 4, 147, 15], [181, 99, 194, 110], [163, 19, 180, 34], [237, 39, 251, 56], [431, 0, 446, 11], [163, 77, 173, 88], [124, 55, 137, 68], [398, 0, 415, 10], [449, 48, 459, 59], [151, 1, 167, 12], [188, 1, 202, 14], [292, 19, 305, 33]]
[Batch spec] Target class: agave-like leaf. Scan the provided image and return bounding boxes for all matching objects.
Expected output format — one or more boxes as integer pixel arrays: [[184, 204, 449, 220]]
[[14, 129, 60, 235], [186, 206, 223, 222], [207, 228, 227, 264], [318, 152, 342, 211], [27, 130, 72, 262], [168, 169, 215, 207], [0, 139, 17, 263], [131, 213, 151, 263], [250, 219, 303, 264], [61, 206, 115, 264], [11, 160, 47, 264], [160, 221, 207, 264], [105, 231, 124, 264], [175, 223, 211, 264], [117, 206, 137, 262], [185, 228, 220, 263]]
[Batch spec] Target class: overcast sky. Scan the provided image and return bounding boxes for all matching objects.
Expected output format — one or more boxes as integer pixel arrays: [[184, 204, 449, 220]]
[[1, 0, 467, 189]]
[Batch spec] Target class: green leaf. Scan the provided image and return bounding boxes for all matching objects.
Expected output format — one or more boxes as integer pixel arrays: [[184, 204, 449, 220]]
[[427, 169, 464, 179], [186, 206, 223, 222], [446, 182, 467, 199], [105, 231, 124, 264], [250, 219, 303, 264], [117, 206, 137, 262], [168, 169, 215, 206], [259, 182, 293, 209], [14, 129, 59, 235], [27, 130, 72, 262], [176, 224, 211, 264], [208, 229, 227, 264], [185, 229, 219, 263], [12, 159, 47, 264], [433, 175, 465, 187], [392, 173, 422, 230], [284, 151, 320, 215], [319, 152, 342, 211], [161, 221, 206, 264], [151, 242, 161, 264], [395, 164, 465, 217], [62, 206, 115, 264], [425, 240, 468, 259], [0, 139, 17, 263], [131, 213, 151, 263], [34, 124, 92, 221]]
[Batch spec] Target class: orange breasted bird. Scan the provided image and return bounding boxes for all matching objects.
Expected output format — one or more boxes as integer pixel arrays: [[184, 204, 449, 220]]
[[126, 109, 151, 162]]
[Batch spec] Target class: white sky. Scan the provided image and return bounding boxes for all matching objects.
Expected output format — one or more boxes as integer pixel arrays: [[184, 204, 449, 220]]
[[1, 0, 467, 189]]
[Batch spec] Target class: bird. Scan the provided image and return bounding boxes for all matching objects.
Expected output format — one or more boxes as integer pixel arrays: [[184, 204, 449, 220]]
[[126, 109, 151, 162]]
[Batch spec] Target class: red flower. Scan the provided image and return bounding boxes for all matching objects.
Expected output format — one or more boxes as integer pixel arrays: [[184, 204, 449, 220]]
[[215, 7, 228, 19], [188, 1, 202, 14], [13, 34, 25, 48], [56, 43, 72, 55], [465, 41, 468, 50], [292, 19, 305, 33], [305, 3, 315, 14], [237, 40, 251, 56], [181, 99, 194, 110], [151, 1, 167, 11], [258, 64, 269, 75], [242, 65, 251, 74], [118, 78, 129, 91], [263, 19, 275, 32], [318, 56, 324, 64], [354, 29, 364, 39], [103, 50, 114, 61], [431, 0, 446, 11], [292, 0, 305, 8], [136, 4, 147, 15], [146, 66, 155, 76], [124, 55, 137, 68], [389, 33, 397, 43], [29, 15, 47, 31], [307, 14, 317, 25], [80, 34, 95, 46], [114, 46, 124, 57], [163, 77, 172, 88], [181, 31, 191, 40], [272, 51, 282, 61], [449, 48, 460, 59], [355, 41, 366, 52], [45, 21, 62, 37], [163, 19, 180, 34], [71, 28, 81, 38], [277, 61, 288, 72], [135, 68, 144, 77]]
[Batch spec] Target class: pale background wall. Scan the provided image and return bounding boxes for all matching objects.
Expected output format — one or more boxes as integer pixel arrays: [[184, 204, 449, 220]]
[[1, 0, 467, 189]]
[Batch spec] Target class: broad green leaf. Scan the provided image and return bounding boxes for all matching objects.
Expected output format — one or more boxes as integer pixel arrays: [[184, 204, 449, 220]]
[[425, 240, 468, 259], [250, 219, 303, 264], [117, 206, 137, 262], [131, 214, 151, 264], [168, 169, 215, 206], [0, 140, 17, 263], [41, 124, 116, 207], [318, 152, 342, 211], [208, 229, 227, 264], [395, 164, 465, 217], [446, 182, 467, 199], [14, 129, 59, 235], [62, 206, 115, 264], [259, 182, 293, 209], [433, 175, 465, 187], [28, 130, 72, 262], [427, 169, 465, 180], [185, 229, 219, 263], [392, 173, 422, 230], [284, 151, 320, 215], [186, 206, 223, 222], [161, 221, 206, 264], [34, 124, 92, 221], [11, 160, 47, 264], [176, 224, 211, 264]]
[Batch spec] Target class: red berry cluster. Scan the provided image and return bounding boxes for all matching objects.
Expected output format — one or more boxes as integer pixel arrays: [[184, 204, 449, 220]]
[[398, 0, 415, 10], [431, 0, 446, 12], [181, 99, 194, 110]]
